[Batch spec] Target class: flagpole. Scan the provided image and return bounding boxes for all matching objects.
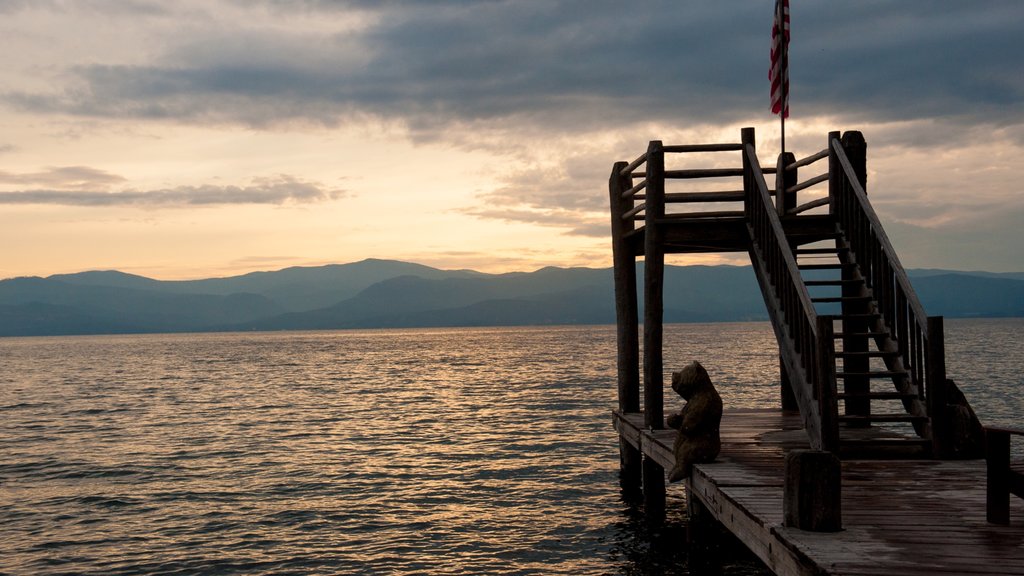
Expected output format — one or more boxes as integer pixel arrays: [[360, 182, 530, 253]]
[[778, 0, 786, 158]]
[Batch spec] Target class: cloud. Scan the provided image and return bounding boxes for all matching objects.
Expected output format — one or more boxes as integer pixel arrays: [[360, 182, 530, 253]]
[[5, 1, 1020, 136], [0, 166, 126, 189], [0, 174, 346, 207]]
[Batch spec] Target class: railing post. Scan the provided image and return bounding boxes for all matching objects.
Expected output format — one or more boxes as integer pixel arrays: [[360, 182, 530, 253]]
[[827, 131, 842, 219], [986, 428, 1011, 524], [642, 141, 667, 524], [816, 315, 840, 454], [609, 162, 640, 415], [841, 131, 867, 194], [776, 152, 797, 216], [610, 161, 642, 494], [927, 316, 950, 458], [741, 127, 756, 216], [643, 140, 665, 430]]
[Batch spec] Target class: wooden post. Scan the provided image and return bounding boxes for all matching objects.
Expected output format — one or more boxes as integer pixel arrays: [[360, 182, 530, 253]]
[[784, 450, 842, 531], [827, 131, 842, 218], [816, 315, 840, 454], [643, 141, 665, 431], [833, 132, 870, 425], [610, 161, 642, 494], [641, 141, 667, 527], [841, 131, 867, 195], [687, 490, 724, 573], [643, 456, 666, 526], [927, 316, 950, 458], [986, 428, 1011, 525], [780, 353, 798, 411], [776, 151, 797, 216], [609, 161, 641, 415]]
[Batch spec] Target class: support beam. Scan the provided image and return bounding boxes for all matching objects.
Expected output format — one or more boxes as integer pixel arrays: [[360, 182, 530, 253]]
[[643, 456, 666, 526], [609, 162, 640, 415], [643, 141, 666, 430]]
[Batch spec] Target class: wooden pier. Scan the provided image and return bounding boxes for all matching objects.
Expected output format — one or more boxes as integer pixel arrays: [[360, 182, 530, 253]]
[[608, 127, 1024, 574], [615, 408, 1024, 575]]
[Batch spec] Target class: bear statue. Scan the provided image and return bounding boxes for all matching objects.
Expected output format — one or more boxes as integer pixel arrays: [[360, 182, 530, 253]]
[[666, 361, 723, 483]]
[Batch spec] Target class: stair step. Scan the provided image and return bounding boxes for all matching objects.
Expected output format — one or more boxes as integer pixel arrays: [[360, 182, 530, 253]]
[[787, 230, 843, 239], [798, 263, 855, 270], [834, 331, 890, 339], [835, 350, 899, 358], [839, 414, 929, 424], [838, 392, 918, 400], [836, 370, 908, 379], [795, 247, 849, 255], [811, 296, 873, 303], [839, 438, 932, 451], [805, 279, 864, 286], [660, 210, 746, 220], [836, 313, 881, 320]]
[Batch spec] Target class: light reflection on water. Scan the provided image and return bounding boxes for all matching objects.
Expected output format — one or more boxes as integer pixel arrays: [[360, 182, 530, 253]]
[[0, 320, 1020, 575]]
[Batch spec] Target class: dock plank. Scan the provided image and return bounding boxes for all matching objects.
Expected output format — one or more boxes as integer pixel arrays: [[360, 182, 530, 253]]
[[613, 408, 1024, 575]]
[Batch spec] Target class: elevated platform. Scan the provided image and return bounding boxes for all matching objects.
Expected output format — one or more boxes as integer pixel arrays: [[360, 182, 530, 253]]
[[614, 409, 1024, 576], [620, 213, 837, 255]]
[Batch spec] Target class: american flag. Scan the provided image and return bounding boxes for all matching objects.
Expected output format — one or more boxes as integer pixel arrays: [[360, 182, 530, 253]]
[[770, 0, 790, 118]]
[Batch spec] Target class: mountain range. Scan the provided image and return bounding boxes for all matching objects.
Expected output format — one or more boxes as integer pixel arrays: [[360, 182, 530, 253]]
[[1, 258, 1022, 337]]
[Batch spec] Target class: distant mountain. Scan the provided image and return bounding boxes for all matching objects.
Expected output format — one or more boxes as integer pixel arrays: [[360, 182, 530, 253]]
[[0, 259, 1021, 337], [49, 259, 480, 312], [0, 276, 284, 336]]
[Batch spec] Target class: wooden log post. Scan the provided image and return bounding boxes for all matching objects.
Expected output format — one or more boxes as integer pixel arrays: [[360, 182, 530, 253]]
[[927, 316, 950, 458], [687, 490, 724, 572], [609, 161, 642, 494], [775, 147, 800, 412], [784, 450, 842, 531], [643, 456, 666, 526], [776, 151, 797, 216], [836, 131, 871, 424], [816, 315, 840, 454], [642, 141, 667, 524], [643, 140, 666, 431], [841, 131, 867, 194], [986, 427, 1024, 524], [827, 131, 842, 218], [986, 428, 1012, 525]]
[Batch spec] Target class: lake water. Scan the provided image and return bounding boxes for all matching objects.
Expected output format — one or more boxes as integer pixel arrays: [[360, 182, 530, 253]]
[[1, 319, 1021, 575]]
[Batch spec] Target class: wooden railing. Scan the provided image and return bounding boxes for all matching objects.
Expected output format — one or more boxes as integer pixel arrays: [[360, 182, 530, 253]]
[[742, 128, 837, 452], [615, 143, 765, 223], [782, 148, 831, 215], [829, 131, 949, 450]]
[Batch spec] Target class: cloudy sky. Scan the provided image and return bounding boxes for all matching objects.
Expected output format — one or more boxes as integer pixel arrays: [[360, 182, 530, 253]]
[[1, 1, 1021, 279]]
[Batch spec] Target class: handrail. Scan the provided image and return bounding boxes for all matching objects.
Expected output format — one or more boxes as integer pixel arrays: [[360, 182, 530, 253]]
[[621, 179, 647, 199], [621, 153, 647, 176], [831, 138, 929, 331], [744, 141, 831, 450], [787, 172, 829, 195], [830, 135, 942, 424], [787, 196, 830, 215], [786, 148, 828, 171]]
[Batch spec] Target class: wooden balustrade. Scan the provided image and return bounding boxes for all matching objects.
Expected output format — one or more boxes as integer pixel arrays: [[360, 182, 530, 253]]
[[742, 129, 834, 452], [829, 131, 950, 454]]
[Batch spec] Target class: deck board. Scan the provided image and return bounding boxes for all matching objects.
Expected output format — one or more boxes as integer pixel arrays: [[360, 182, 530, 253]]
[[614, 408, 1024, 575]]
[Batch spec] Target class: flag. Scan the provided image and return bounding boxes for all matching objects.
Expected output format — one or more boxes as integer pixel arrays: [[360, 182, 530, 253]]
[[769, 0, 790, 118]]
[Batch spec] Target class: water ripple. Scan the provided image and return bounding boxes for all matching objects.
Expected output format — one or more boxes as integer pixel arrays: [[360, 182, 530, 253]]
[[2, 321, 1018, 574]]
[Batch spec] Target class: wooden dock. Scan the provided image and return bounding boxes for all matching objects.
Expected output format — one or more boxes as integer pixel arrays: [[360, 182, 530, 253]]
[[615, 409, 1024, 575], [607, 127, 1023, 575]]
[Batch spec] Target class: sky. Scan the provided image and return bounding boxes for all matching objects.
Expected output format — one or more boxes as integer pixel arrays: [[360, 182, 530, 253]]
[[1, 1, 1022, 280]]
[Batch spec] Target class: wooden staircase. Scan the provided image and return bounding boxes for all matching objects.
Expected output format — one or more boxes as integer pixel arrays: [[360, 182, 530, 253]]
[[608, 127, 963, 460]]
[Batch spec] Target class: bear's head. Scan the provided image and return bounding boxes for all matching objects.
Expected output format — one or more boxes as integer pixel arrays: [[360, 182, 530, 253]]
[[671, 361, 711, 400]]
